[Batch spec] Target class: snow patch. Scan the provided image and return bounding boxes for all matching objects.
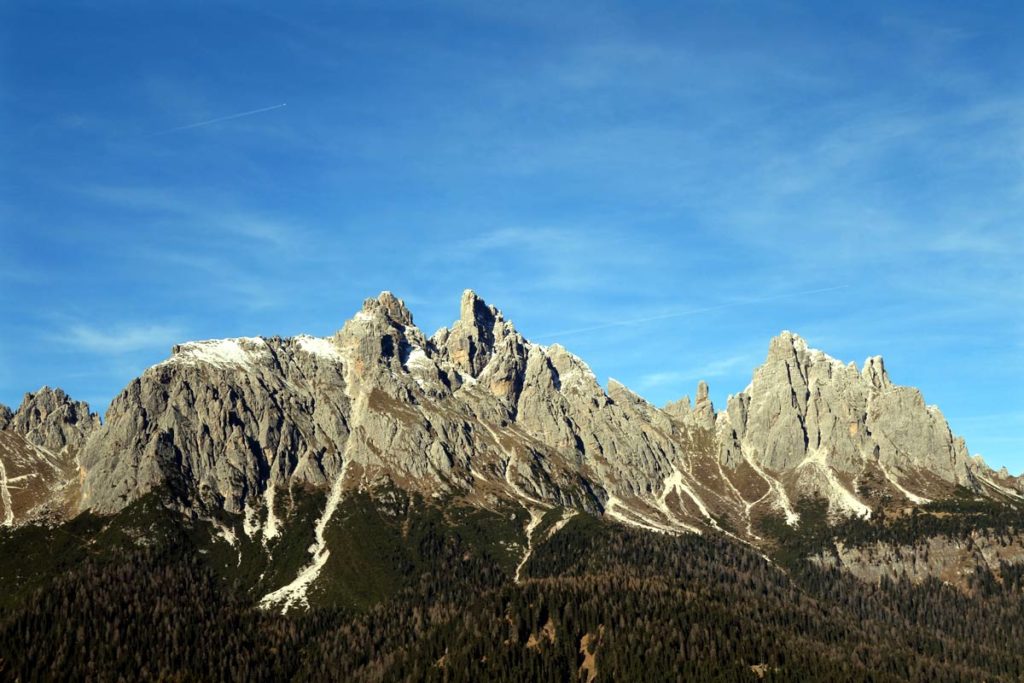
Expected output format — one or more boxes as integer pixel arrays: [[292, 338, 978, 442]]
[[161, 337, 269, 369], [799, 448, 871, 518], [546, 509, 576, 539], [243, 500, 260, 538], [260, 462, 349, 613], [545, 344, 598, 389], [606, 494, 700, 535], [744, 452, 800, 526], [978, 474, 1024, 501], [514, 507, 546, 584], [403, 346, 431, 369], [787, 332, 845, 370], [0, 456, 13, 527], [263, 484, 281, 543], [296, 335, 345, 361], [480, 421, 546, 508], [401, 345, 434, 390], [875, 459, 930, 505], [659, 466, 716, 529], [212, 520, 237, 547], [29, 443, 64, 472]]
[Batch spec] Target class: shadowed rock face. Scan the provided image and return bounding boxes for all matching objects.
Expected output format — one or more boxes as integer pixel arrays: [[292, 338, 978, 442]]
[[66, 290, 1017, 545]]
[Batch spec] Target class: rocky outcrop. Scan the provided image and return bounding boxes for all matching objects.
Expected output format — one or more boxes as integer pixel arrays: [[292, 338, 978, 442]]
[[812, 531, 1024, 588], [7, 387, 100, 452], [0, 388, 100, 527]]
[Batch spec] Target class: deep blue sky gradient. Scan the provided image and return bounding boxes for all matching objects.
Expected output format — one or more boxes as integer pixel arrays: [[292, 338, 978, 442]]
[[2, 2, 1021, 471]]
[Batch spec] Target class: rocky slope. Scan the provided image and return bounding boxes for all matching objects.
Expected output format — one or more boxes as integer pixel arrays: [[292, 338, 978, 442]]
[[0, 387, 100, 526]]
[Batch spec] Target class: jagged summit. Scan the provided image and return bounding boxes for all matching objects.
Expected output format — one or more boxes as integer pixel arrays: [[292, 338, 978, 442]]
[[0, 387, 100, 526], [8, 386, 100, 451], [361, 290, 414, 327]]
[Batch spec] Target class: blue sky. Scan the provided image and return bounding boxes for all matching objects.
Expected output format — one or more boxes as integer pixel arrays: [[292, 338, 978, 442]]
[[1, 2, 1021, 472]]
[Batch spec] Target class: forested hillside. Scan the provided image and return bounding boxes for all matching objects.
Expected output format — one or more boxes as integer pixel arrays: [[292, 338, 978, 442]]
[[3, 491, 1024, 682]]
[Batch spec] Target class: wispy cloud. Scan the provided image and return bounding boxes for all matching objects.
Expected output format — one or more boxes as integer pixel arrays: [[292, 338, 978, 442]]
[[636, 353, 756, 394], [58, 323, 183, 355], [926, 229, 1024, 256], [78, 185, 301, 249], [150, 103, 288, 136], [536, 285, 850, 340], [436, 225, 662, 298], [68, 184, 309, 311]]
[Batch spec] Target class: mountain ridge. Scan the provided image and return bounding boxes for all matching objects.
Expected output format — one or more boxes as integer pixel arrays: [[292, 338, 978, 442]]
[[69, 291, 1022, 520], [6, 290, 1021, 535]]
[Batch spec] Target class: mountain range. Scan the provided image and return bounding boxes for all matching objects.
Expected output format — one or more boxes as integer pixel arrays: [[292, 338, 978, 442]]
[[2, 290, 1023, 680]]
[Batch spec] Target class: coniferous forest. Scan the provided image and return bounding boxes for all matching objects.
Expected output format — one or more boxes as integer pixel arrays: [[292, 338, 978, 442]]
[[2, 490, 1024, 682]]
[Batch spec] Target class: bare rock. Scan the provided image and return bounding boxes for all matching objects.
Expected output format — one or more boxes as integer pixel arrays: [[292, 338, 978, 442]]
[[8, 387, 100, 452], [1, 388, 100, 526]]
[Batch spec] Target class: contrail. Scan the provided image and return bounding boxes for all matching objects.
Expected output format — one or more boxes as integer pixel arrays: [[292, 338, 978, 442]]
[[536, 285, 850, 340], [150, 103, 287, 136]]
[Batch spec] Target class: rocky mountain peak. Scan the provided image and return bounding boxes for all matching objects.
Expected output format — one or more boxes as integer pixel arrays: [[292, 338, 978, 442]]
[[439, 289, 519, 378], [766, 330, 847, 370], [8, 386, 100, 452], [862, 356, 891, 390], [459, 289, 497, 328], [361, 290, 414, 327], [605, 378, 647, 408], [722, 331, 981, 515], [693, 380, 715, 429], [1, 387, 100, 527], [696, 380, 709, 402], [766, 330, 805, 363], [663, 395, 691, 418]]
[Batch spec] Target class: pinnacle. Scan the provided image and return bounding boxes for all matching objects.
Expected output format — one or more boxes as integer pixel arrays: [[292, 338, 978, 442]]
[[862, 355, 891, 390], [459, 289, 496, 327], [766, 331, 801, 362], [363, 291, 414, 326]]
